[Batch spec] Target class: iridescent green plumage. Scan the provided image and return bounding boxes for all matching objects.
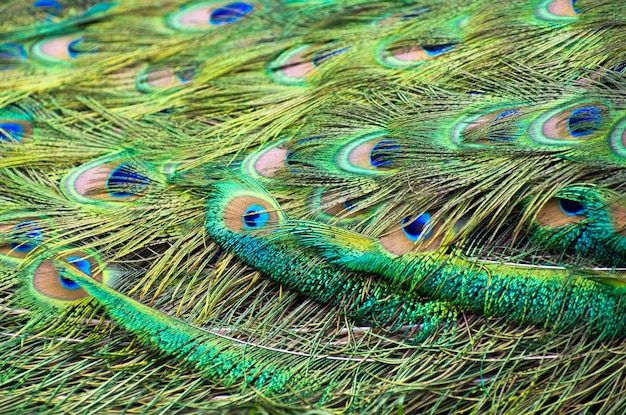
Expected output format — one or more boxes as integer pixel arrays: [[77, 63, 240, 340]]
[[2, 0, 626, 413]]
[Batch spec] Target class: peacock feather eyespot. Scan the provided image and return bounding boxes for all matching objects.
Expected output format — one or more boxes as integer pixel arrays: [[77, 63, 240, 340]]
[[135, 65, 196, 93], [166, 1, 260, 31], [62, 155, 152, 204], [312, 189, 376, 223], [529, 102, 609, 145], [336, 132, 400, 175], [379, 212, 444, 255], [30, 251, 107, 303], [268, 44, 348, 86], [376, 39, 456, 69], [609, 116, 626, 159], [536, 197, 586, 228], [30, 34, 92, 64], [452, 106, 523, 146], [268, 44, 314, 86], [242, 138, 289, 179], [218, 189, 282, 235], [534, 0, 580, 23]]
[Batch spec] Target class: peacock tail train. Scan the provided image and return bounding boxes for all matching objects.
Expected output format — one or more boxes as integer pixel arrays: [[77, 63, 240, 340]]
[[2, 0, 626, 413]]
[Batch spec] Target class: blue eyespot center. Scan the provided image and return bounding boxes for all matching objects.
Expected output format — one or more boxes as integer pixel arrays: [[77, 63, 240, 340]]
[[0, 122, 24, 142], [10, 221, 43, 253], [59, 256, 91, 291], [34, 0, 63, 10], [402, 213, 432, 242], [370, 139, 401, 167], [106, 163, 150, 198], [34, 0, 63, 17], [422, 43, 456, 57], [558, 198, 585, 216], [567, 106, 602, 137], [243, 204, 270, 228], [67, 37, 86, 59], [210, 2, 254, 25]]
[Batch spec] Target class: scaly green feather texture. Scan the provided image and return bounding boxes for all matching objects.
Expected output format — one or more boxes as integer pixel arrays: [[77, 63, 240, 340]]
[[3, 0, 626, 414]]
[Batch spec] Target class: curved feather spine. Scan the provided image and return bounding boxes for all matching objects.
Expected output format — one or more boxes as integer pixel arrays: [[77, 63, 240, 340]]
[[280, 220, 626, 337], [47, 254, 314, 396]]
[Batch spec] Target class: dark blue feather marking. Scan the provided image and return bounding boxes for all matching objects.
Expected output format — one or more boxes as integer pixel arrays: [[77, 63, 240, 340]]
[[10, 221, 43, 253], [402, 213, 432, 242], [0, 44, 27, 70], [571, 0, 580, 14], [106, 163, 150, 197], [243, 204, 270, 228], [175, 67, 196, 83], [0, 122, 24, 142], [0, 43, 27, 59], [67, 38, 86, 59], [370, 139, 400, 167], [343, 195, 369, 211], [401, 7, 429, 19], [611, 62, 626, 73], [286, 136, 321, 173], [312, 47, 350, 67], [422, 43, 456, 57], [488, 109, 519, 142], [210, 2, 254, 25], [567, 106, 602, 137], [33, 0, 63, 11], [558, 199, 585, 216], [59, 255, 91, 290]]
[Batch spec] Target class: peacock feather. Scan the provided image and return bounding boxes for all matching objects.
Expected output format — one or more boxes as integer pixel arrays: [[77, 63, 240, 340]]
[[2, 0, 626, 414]]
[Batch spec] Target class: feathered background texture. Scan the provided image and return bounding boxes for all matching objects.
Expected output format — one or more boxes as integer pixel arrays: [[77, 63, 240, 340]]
[[2, 0, 626, 413]]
